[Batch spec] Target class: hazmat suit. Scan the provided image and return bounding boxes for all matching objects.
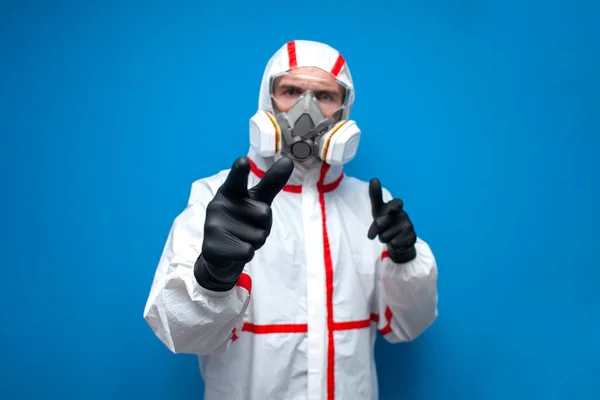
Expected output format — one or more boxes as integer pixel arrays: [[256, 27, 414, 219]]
[[143, 40, 439, 400]]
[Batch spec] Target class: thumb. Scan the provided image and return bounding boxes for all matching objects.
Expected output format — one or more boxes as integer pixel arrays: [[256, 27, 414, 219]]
[[368, 178, 384, 219], [250, 156, 294, 205], [220, 157, 250, 199]]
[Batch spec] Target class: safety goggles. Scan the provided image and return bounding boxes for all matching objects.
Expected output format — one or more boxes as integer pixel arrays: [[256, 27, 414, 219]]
[[269, 70, 351, 118]]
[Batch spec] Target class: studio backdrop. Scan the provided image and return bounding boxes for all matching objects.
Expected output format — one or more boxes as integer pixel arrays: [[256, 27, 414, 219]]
[[1, 1, 599, 399]]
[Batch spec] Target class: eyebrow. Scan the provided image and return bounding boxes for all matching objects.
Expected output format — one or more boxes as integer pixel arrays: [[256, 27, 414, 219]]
[[276, 83, 302, 91]]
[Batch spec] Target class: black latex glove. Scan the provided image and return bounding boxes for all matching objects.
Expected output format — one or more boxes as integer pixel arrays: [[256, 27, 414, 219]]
[[194, 156, 294, 291], [367, 178, 417, 263]]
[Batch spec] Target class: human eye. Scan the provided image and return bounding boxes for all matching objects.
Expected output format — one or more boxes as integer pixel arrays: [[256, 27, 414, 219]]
[[316, 91, 336, 102], [280, 85, 303, 97]]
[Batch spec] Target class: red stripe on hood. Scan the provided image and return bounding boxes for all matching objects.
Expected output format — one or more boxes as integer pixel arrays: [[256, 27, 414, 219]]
[[287, 41, 298, 69]]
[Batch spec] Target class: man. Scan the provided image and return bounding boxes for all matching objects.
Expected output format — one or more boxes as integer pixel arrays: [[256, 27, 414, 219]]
[[143, 40, 438, 400]]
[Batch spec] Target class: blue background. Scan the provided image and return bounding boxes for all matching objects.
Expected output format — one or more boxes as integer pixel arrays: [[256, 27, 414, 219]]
[[1, 1, 599, 399]]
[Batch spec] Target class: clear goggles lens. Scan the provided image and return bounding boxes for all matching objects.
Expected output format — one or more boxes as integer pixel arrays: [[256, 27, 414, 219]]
[[270, 71, 349, 118]]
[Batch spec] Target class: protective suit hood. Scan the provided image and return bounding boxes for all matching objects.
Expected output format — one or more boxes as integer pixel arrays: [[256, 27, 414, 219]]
[[247, 40, 356, 188]]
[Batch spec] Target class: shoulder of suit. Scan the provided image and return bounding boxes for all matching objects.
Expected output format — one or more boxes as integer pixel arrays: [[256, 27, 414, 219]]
[[341, 174, 367, 186], [187, 168, 230, 206], [340, 174, 369, 192], [342, 174, 393, 198]]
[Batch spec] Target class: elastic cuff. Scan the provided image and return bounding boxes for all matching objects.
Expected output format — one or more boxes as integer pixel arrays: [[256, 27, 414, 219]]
[[193, 256, 238, 292], [387, 246, 417, 264]]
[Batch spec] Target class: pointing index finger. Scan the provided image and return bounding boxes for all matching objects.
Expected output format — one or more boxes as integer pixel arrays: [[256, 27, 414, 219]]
[[369, 178, 384, 219], [221, 157, 251, 199]]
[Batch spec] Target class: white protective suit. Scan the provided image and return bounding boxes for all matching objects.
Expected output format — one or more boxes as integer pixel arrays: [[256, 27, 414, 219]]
[[143, 40, 439, 400]]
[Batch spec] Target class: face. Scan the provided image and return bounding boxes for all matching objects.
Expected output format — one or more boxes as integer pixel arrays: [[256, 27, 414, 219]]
[[271, 67, 346, 118]]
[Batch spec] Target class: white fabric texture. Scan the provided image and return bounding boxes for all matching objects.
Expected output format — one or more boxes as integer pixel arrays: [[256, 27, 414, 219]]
[[143, 40, 439, 400]]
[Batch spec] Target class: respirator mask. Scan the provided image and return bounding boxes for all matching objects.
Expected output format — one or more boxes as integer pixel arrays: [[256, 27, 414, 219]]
[[250, 71, 361, 166]]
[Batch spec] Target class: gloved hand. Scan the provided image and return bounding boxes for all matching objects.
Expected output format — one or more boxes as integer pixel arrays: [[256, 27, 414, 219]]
[[367, 178, 417, 263], [194, 156, 294, 291]]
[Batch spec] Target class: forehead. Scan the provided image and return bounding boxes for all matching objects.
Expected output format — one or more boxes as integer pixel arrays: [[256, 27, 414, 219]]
[[288, 66, 336, 80], [274, 67, 343, 92]]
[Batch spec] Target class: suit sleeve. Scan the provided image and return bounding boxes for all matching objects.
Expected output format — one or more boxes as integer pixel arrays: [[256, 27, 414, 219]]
[[374, 187, 439, 343], [143, 177, 251, 356]]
